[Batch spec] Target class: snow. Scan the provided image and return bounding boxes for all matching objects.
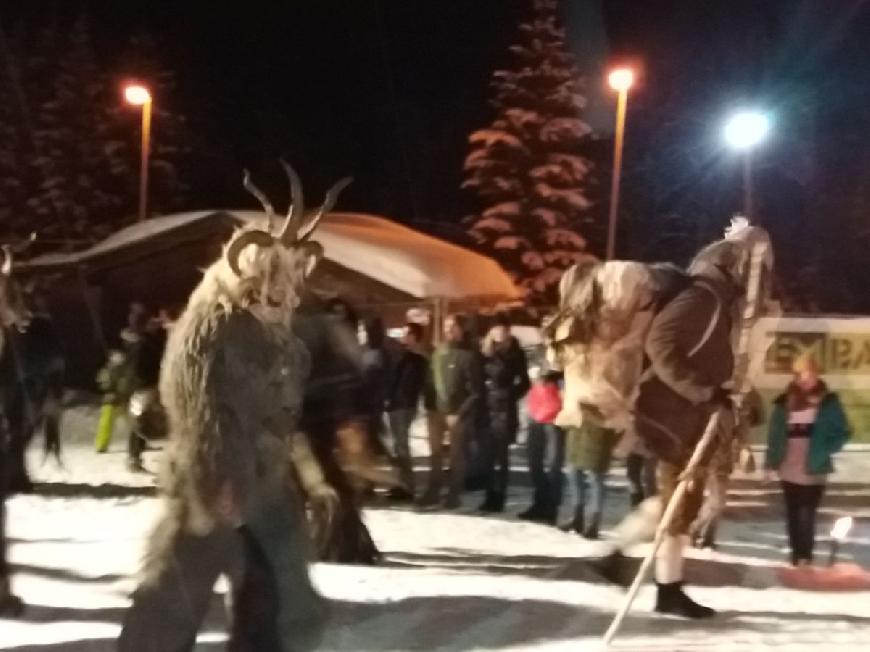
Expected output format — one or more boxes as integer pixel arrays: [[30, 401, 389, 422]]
[[21, 211, 521, 302], [4, 408, 870, 650]]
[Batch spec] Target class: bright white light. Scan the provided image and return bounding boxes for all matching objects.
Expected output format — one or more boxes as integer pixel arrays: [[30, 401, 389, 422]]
[[608, 68, 635, 92], [124, 84, 152, 106], [831, 516, 854, 541], [724, 111, 770, 150]]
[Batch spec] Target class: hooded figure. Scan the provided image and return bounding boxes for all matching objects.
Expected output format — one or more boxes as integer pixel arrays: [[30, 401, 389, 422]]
[[619, 218, 774, 619], [118, 163, 351, 652]]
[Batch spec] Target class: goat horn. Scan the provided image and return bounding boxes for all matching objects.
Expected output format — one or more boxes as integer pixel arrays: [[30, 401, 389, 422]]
[[7, 232, 36, 256], [278, 160, 304, 245], [226, 230, 275, 277], [298, 177, 353, 242], [0, 245, 11, 276], [242, 171, 278, 232]]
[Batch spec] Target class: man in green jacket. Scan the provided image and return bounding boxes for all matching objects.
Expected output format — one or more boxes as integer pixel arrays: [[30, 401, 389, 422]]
[[420, 314, 484, 509]]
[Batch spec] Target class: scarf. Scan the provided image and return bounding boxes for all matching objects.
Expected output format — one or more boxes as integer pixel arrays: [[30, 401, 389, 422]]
[[786, 379, 827, 413]]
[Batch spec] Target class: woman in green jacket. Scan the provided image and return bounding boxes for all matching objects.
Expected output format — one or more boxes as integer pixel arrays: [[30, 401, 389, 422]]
[[764, 353, 851, 567]]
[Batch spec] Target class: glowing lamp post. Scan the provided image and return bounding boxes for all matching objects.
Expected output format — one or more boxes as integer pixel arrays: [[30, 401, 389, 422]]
[[605, 67, 634, 260], [723, 110, 770, 221], [828, 516, 854, 566], [124, 84, 153, 222]]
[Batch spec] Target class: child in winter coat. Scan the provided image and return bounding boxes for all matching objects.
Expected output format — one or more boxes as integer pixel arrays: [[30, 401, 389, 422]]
[[560, 409, 621, 539], [764, 353, 851, 566], [94, 347, 137, 453], [518, 369, 565, 523]]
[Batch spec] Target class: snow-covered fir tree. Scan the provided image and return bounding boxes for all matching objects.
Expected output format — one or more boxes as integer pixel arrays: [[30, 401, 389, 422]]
[[0, 16, 189, 248], [463, 0, 596, 301]]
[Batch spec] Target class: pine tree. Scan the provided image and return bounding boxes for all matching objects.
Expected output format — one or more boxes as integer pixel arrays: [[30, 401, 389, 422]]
[[463, 0, 596, 301], [0, 15, 190, 248]]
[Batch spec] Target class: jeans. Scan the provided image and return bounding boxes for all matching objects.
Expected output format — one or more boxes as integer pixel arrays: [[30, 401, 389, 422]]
[[568, 467, 605, 517], [526, 421, 565, 511], [782, 481, 825, 565], [388, 408, 416, 492]]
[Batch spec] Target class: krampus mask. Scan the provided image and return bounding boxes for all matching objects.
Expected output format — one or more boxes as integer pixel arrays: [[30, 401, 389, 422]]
[[222, 161, 351, 316]]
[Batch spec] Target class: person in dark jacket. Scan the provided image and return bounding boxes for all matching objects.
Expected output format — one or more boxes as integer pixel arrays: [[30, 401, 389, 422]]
[[126, 313, 170, 471], [764, 353, 850, 566], [419, 314, 484, 509], [479, 318, 530, 512], [361, 317, 391, 457], [385, 322, 428, 500]]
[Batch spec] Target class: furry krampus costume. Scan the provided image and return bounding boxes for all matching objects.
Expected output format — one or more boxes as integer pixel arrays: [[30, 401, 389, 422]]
[[118, 163, 351, 652], [0, 241, 32, 617]]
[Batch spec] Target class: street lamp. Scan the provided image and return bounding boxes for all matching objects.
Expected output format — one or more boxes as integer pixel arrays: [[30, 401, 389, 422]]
[[723, 110, 770, 221], [606, 67, 635, 260], [124, 83, 153, 222]]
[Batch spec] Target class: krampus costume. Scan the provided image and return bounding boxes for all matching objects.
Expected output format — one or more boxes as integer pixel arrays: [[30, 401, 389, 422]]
[[118, 164, 350, 652], [293, 296, 387, 564], [548, 218, 773, 619], [0, 243, 30, 616]]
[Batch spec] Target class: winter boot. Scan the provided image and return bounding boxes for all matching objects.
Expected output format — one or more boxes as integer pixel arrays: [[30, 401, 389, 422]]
[[442, 493, 461, 510], [654, 582, 715, 619], [519, 503, 557, 525], [593, 550, 634, 587], [479, 491, 505, 513], [558, 507, 584, 534], [582, 512, 601, 540], [518, 504, 546, 521], [127, 457, 146, 473], [0, 578, 24, 617], [417, 484, 441, 508]]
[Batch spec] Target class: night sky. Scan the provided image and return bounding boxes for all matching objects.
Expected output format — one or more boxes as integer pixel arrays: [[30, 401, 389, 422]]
[[2, 1, 870, 301]]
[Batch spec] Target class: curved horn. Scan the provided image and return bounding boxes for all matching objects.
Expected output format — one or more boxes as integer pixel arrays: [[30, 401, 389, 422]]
[[278, 160, 305, 245], [242, 171, 278, 232], [298, 177, 353, 242], [11, 232, 36, 254], [226, 230, 275, 277], [1, 245, 11, 276]]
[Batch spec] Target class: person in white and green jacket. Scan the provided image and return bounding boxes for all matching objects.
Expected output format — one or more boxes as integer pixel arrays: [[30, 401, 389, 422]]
[[764, 353, 851, 567]]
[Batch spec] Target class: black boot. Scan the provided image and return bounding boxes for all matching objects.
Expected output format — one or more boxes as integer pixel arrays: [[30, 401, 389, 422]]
[[0, 579, 24, 617], [582, 512, 601, 540], [593, 550, 633, 587], [558, 507, 584, 534], [654, 582, 715, 619], [479, 491, 504, 513]]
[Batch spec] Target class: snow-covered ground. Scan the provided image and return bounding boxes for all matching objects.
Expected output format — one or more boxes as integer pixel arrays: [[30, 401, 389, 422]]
[[3, 406, 870, 651]]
